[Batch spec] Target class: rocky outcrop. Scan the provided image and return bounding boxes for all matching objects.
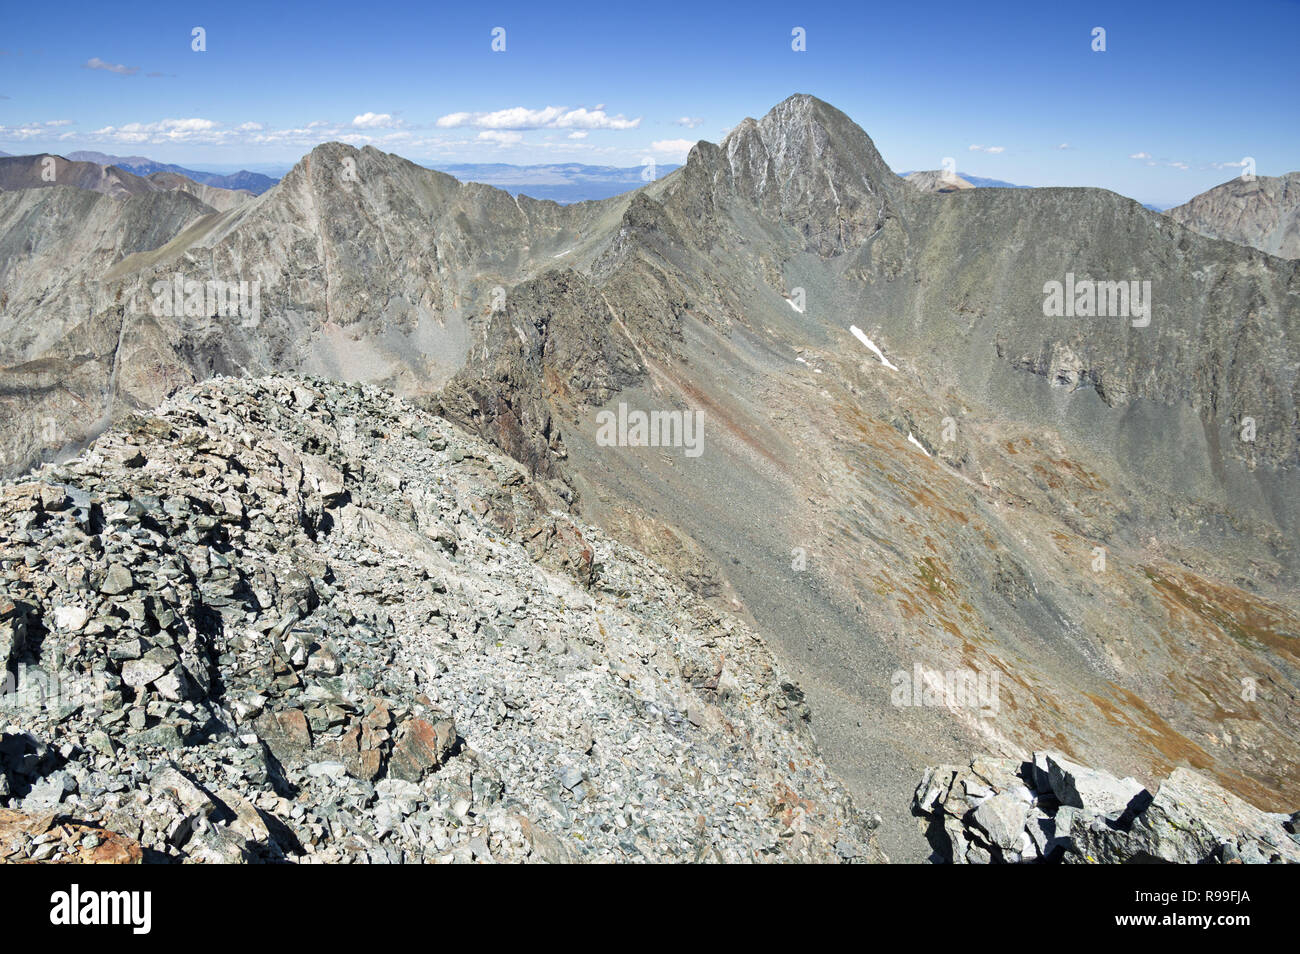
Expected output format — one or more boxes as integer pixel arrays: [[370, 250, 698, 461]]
[[915, 754, 1300, 863], [0, 374, 882, 863], [1166, 171, 1300, 259], [143, 172, 254, 213], [435, 268, 645, 480]]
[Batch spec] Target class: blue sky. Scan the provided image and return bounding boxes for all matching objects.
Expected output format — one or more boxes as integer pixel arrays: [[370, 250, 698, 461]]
[[1, 0, 1296, 205]]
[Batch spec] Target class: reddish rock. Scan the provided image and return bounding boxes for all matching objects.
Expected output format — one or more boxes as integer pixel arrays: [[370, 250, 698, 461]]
[[253, 708, 312, 766], [0, 809, 143, 864], [387, 715, 456, 782]]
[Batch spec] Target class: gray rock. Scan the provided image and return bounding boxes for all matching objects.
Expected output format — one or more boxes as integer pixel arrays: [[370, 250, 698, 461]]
[[971, 792, 1031, 851], [121, 658, 166, 689], [1044, 753, 1148, 818], [917, 756, 1296, 865], [100, 564, 135, 596], [1, 598, 27, 671]]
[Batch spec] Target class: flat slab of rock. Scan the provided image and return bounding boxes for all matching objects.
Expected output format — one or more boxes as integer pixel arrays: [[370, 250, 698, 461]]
[[1044, 752, 1148, 818]]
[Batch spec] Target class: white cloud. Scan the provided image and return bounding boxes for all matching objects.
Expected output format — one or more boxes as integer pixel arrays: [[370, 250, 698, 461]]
[[436, 105, 641, 131], [477, 130, 524, 145], [4, 107, 657, 159], [650, 138, 695, 161], [675, 117, 703, 128], [87, 117, 224, 144], [352, 112, 396, 129], [0, 120, 75, 141], [969, 144, 1004, 154], [1129, 151, 1152, 160], [1057, 142, 1072, 150], [84, 57, 139, 76]]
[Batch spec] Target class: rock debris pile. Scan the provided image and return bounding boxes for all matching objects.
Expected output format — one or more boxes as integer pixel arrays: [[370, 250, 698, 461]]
[[0, 375, 881, 863]]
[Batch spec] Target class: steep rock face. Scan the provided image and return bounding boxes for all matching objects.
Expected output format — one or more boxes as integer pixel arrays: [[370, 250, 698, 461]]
[[436, 268, 645, 480], [0, 187, 217, 360], [143, 172, 254, 213], [0, 143, 638, 475], [1166, 172, 1300, 259], [715, 96, 904, 256], [0, 186, 222, 479], [868, 185, 1300, 478], [0, 375, 882, 863], [0, 156, 162, 200]]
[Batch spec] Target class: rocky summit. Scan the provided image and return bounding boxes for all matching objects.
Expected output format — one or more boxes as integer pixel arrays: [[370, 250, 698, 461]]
[[0, 375, 881, 863]]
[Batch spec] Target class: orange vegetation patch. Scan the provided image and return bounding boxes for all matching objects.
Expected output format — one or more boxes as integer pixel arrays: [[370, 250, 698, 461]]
[[903, 482, 970, 525], [1144, 566, 1300, 665], [915, 556, 953, 600], [1031, 463, 1065, 490], [1050, 457, 1108, 492], [1083, 684, 1292, 809], [1084, 686, 1216, 774]]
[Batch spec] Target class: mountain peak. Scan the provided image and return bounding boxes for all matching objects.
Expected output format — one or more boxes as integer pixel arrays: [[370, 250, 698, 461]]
[[1166, 170, 1300, 258], [705, 94, 902, 254]]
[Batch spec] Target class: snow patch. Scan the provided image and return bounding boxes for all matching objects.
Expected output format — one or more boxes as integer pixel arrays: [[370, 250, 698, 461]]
[[907, 432, 931, 456], [849, 325, 898, 371]]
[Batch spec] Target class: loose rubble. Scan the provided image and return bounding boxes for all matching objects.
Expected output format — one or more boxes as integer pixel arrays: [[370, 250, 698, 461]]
[[0, 374, 882, 863], [915, 753, 1300, 864]]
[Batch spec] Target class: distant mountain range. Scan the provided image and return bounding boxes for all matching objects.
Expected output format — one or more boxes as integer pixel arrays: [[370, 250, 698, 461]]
[[422, 162, 683, 203], [64, 151, 279, 194], [0, 154, 255, 211], [897, 170, 1028, 189], [8, 152, 682, 203], [899, 169, 1180, 212]]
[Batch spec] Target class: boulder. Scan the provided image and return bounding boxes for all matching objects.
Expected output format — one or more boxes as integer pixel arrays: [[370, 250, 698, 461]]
[[387, 715, 456, 783], [1043, 752, 1149, 818]]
